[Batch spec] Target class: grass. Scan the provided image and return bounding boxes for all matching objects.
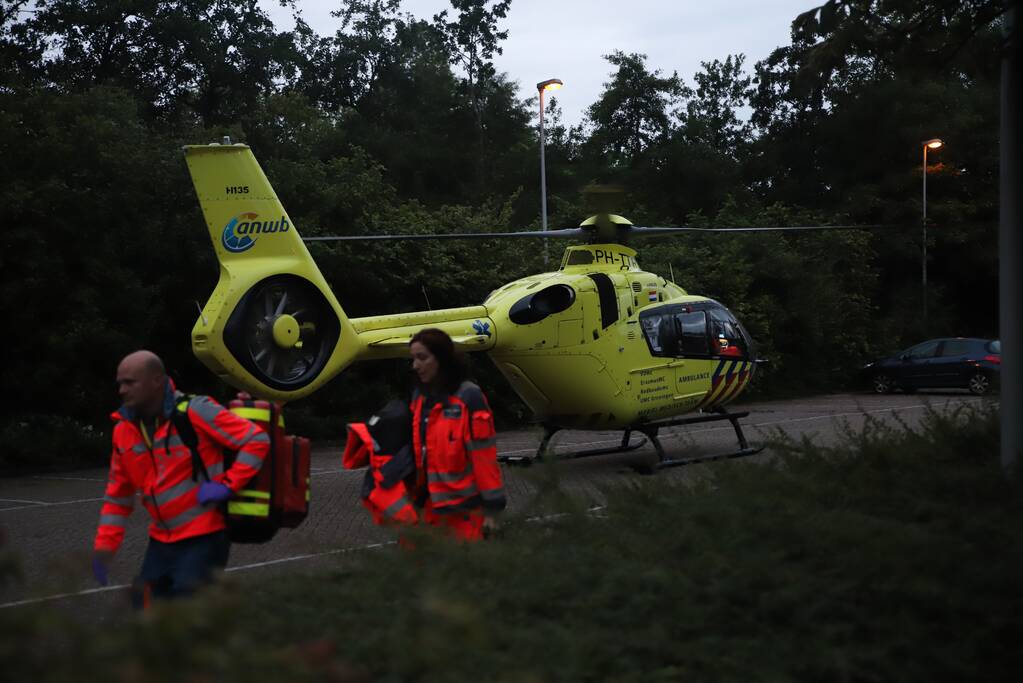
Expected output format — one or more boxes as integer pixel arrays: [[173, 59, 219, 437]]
[[2, 403, 1021, 682]]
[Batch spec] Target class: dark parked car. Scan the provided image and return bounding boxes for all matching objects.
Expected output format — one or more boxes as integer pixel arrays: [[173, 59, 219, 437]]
[[862, 338, 1001, 395]]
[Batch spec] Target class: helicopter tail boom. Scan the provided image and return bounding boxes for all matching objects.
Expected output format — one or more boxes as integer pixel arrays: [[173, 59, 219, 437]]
[[184, 142, 361, 401], [351, 306, 497, 360]]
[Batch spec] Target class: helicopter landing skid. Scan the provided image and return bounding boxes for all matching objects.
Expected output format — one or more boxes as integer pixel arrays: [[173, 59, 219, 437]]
[[497, 408, 763, 469], [641, 408, 764, 470], [498, 429, 648, 466]]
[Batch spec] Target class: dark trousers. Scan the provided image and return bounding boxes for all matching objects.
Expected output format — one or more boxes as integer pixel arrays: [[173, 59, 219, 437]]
[[132, 530, 230, 608]]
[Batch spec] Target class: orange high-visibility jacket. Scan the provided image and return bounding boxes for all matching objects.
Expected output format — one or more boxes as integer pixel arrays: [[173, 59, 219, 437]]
[[411, 381, 506, 514], [94, 387, 270, 553], [342, 422, 418, 525]]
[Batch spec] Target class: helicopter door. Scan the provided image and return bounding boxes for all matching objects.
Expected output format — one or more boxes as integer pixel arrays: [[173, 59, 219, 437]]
[[670, 309, 716, 405], [639, 305, 715, 406], [638, 306, 710, 358]]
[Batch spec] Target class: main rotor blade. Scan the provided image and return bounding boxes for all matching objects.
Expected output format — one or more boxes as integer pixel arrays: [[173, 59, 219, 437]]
[[630, 224, 893, 236], [302, 228, 588, 242]]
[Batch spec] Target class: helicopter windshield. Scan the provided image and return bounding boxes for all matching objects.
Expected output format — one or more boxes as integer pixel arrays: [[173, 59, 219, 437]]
[[640, 302, 751, 360], [707, 306, 749, 358]]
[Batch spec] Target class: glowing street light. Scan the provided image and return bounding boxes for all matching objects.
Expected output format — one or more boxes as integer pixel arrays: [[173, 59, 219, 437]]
[[922, 138, 944, 327], [538, 78, 563, 267]]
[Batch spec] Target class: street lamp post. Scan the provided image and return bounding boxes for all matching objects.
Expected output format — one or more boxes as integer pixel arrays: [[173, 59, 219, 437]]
[[537, 78, 562, 268], [922, 138, 943, 328]]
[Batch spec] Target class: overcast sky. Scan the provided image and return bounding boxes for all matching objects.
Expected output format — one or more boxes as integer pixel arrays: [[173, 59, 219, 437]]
[[263, 0, 819, 126]]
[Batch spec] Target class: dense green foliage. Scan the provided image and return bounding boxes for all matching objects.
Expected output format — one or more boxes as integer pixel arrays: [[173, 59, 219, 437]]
[[3, 404, 1019, 680], [0, 1, 1005, 466]]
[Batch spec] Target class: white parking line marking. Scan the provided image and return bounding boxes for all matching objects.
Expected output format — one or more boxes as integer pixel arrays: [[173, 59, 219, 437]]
[[224, 541, 393, 572], [0, 497, 105, 513], [0, 585, 125, 609], [0, 540, 394, 610], [0, 498, 49, 505], [312, 468, 362, 477], [750, 399, 989, 430]]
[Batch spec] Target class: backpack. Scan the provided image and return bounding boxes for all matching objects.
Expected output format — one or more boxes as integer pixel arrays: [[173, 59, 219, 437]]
[[172, 396, 311, 544]]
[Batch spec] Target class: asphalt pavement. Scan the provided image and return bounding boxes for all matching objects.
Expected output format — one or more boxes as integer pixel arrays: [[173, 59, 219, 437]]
[[0, 391, 992, 616]]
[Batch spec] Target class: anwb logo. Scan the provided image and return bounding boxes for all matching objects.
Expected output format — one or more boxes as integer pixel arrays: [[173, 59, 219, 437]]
[[221, 213, 290, 253]]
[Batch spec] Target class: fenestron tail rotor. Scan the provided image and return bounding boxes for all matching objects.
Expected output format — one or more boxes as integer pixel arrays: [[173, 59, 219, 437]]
[[222, 274, 341, 390]]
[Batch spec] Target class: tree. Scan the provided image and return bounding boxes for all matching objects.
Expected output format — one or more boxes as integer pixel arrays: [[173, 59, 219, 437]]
[[583, 51, 686, 170], [683, 54, 754, 158], [627, 54, 756, 223], [432, 0, 512, 189], [294, 0, 405, 111], [1, 0, 301, 125]]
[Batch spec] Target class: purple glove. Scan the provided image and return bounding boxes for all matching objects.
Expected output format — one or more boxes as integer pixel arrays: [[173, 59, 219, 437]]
[[91, 552, 110, 586], [197, 482, 232, 505]]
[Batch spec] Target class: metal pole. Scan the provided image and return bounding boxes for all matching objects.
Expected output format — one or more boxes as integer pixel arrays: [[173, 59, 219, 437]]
[[1001, 0, 1021, 477], [923, 144, 928, 329], [539, 88, 548, 268]]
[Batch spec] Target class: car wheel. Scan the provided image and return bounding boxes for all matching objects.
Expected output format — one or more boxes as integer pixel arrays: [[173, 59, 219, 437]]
[[968, 372, 990, 396], [872, 373, 894, 394]]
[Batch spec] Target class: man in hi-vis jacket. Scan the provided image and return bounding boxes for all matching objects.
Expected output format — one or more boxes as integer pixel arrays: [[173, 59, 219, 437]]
[[91, 350, 269, 606]]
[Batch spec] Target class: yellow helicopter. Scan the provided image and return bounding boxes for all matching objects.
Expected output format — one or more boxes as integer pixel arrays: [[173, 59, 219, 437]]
[[184, 140, 860, 468]]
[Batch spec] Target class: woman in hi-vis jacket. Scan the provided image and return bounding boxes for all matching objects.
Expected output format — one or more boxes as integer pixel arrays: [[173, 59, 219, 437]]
[[408, 328, 506, 540]]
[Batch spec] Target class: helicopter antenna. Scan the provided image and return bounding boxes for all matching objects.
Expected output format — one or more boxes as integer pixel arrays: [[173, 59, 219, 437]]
[[422, 285, 432, 311], [194, 301, 208, 327], [669, 263, 675, 284]]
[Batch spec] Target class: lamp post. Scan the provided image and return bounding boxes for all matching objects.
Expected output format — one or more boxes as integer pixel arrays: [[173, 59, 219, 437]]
[[922, 138, 943, 328], [537, 78, 562, 267]]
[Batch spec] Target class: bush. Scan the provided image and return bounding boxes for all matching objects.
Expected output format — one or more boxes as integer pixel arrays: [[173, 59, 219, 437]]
[[5, 403, 1021, 681], [0, 414, 109, 472]]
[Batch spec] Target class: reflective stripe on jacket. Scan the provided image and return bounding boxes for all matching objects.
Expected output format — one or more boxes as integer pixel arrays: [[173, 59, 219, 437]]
[[410, 381, 506, 514], [94, 386, 270, 552], [342, 423, 418, 525]]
